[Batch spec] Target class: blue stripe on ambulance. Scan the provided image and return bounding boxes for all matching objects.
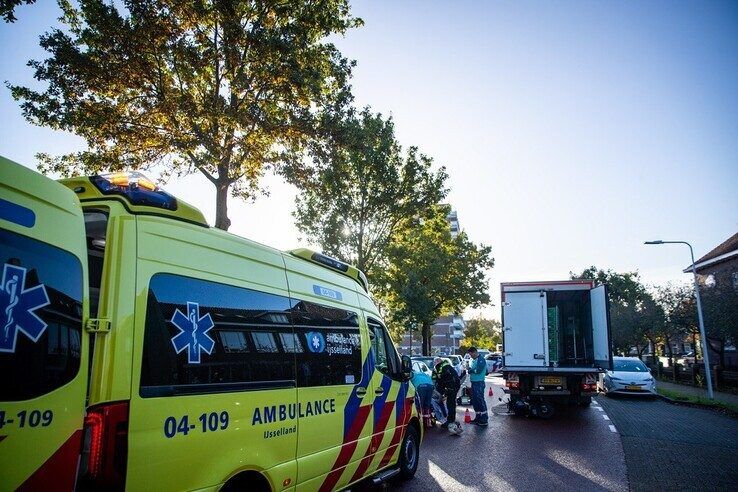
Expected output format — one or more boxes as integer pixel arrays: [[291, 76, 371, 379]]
[[343, 348, 375, 439]]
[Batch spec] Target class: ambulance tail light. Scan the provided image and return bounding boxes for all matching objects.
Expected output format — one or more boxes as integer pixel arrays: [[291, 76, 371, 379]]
[[80, 401, 129, 489], [90, 171, 177, 210]]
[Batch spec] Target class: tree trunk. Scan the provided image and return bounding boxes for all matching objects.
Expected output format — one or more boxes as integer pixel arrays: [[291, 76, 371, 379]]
[[421, 322, 431, 356], [665, 335, 674, 380], [214, 180, 231, 230], [645, 337, 656, 366]]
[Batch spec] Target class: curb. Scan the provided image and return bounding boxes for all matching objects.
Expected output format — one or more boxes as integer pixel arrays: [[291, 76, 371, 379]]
[[657, 393, 738, 419]]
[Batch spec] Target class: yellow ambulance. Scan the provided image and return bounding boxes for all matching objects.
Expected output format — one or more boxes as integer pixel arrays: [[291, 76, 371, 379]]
[[0, 156, 421, 491]]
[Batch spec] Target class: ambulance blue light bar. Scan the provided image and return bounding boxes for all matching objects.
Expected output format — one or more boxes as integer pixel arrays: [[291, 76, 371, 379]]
[[90, 172, 177, 210], [311, 252, 349, 272], [288, 249, 369, 292]]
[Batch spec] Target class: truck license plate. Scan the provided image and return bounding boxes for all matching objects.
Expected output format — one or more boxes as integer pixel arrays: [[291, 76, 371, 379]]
[[540, 376, 562, 385]]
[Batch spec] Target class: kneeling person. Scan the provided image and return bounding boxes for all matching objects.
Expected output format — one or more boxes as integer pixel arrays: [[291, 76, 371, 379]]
[[434, 357, 462, 434]]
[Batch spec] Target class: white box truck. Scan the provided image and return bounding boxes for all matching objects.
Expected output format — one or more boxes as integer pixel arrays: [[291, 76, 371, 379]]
[[501, 280, 613, 418]]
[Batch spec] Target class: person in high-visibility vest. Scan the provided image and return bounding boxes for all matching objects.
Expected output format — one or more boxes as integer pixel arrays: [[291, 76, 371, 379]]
[[433, 357, 462, 434]]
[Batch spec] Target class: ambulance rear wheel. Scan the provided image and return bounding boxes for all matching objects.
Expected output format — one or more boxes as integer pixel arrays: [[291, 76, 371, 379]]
[[398, 425, 420, 480]]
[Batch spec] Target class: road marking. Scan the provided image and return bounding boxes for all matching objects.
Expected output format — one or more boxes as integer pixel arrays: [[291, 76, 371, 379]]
[[603, 415, 610, 420], [595, 406, 604, 411], [429, 460, 479, 490], [609, 424, 617, 433]]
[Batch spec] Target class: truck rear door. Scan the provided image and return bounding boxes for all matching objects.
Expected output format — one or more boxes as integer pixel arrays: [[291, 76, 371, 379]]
[[502, 291, 547, 367], [0, 157, 89, 489], [590, 285, 613, 370]]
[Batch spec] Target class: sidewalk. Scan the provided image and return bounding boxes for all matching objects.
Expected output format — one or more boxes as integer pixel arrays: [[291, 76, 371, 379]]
[[657, 379, 738, 406]]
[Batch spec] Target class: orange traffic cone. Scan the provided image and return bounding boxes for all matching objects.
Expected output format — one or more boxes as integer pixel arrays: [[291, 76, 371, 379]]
[[488, 387, 494, 397], [464, 409, 471, 423]]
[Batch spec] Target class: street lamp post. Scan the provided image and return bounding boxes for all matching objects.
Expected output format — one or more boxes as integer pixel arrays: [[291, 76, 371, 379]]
[[409, 323, 413, 356], [645, 240, 714, 399]]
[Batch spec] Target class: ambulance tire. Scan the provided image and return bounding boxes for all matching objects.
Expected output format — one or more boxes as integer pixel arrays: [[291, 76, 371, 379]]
[[398, 425, 420, 480]]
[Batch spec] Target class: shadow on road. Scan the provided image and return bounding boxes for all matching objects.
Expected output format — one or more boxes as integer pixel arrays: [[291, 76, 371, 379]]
[[358, 380, 627, 492]]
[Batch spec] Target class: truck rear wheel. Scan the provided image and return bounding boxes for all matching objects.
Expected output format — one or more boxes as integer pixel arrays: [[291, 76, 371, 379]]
[[579, 396, 592, 407]]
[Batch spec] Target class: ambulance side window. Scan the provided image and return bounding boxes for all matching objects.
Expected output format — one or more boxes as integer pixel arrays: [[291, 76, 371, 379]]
[[368, 317, 400, 377], [291, 299, 361, 387], [83, 209, 108, 318], [368, 319, 389, 374], [139, 273, 296, 397]]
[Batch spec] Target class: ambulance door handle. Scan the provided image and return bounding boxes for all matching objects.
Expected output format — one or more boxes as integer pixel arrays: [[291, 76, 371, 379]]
[[356, 387, 367, 398], [374, 388, 384, 396]]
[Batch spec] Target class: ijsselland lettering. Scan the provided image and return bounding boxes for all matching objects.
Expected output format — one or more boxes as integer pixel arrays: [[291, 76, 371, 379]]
[[252, 398, 336, 426]]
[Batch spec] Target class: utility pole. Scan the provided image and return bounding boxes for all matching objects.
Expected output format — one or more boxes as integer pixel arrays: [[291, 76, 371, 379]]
[[645, 240, 714, 399]]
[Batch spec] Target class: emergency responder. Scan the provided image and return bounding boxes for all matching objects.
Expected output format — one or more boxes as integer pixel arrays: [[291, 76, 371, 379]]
[[433, 356, 462, 434], [467, 347, 489, 426]]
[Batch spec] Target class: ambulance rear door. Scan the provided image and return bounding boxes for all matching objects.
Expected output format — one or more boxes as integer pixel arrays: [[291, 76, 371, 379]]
[[0, 157, 89, 489]]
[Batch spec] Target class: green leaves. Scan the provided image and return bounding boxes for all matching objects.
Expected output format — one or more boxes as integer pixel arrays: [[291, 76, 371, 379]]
[[9, 0, 361, 229], [286, 106, 448, 274], [382, 206, 494, 354], [461, 317, 501, 352], [572, 266, 664, 355], [0, 0, 36, 22]]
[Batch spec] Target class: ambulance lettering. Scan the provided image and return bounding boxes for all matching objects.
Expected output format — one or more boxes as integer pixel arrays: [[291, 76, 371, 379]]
[[0, 264, 50, 353], [251, 399, 336, 425]]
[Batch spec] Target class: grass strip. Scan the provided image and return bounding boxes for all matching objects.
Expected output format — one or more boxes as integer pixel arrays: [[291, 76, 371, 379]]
[[657, 387, 738, 414]]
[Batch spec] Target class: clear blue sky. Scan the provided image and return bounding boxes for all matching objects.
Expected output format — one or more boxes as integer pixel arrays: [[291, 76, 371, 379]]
[[1, 1, 736, 318]]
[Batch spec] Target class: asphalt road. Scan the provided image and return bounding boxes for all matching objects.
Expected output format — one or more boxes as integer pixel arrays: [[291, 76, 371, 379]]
[[380, 375, 628, 492]]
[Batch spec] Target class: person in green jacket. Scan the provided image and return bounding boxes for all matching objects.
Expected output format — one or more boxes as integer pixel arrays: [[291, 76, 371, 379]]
[[467, 347, 488, 426]]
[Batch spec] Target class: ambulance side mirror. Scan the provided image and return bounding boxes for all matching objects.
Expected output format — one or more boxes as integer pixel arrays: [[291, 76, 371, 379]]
[[401, 355, 413, 380]]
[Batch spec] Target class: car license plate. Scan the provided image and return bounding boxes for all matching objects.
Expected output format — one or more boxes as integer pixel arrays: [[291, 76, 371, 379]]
[[540, 377, 562, 385], [625, 385, 642, 390]]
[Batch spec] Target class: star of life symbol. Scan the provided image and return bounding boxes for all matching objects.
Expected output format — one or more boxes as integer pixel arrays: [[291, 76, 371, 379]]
[[306, 331, 325, 353], [0, 263, 50, 353], [170, 302, 215, 364]]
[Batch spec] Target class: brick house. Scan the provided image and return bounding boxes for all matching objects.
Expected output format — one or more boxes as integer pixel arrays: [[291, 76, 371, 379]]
[[686, 232, 738, 367]]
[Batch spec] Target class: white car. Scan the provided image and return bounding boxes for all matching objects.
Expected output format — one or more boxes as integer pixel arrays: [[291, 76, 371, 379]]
[[412, 360, 432, 378], [447, 354, 466, 378], [602, 357, 657, 395], [485, 353, 503, 373]]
